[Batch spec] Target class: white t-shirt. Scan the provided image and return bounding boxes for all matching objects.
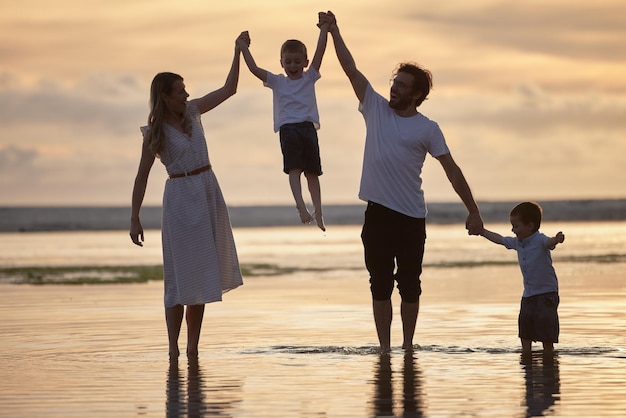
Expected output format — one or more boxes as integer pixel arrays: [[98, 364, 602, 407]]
[[264, 67, 321, 132], [358, 83, 450, 218]]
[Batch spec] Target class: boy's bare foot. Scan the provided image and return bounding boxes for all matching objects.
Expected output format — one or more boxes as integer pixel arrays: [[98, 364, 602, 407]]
[[296, 205, 314, 224], [313, 211, 326, 231], [402, 342, 420, 352]]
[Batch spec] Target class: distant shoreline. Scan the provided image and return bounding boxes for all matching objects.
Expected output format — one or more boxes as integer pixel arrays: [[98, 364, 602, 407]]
[[1, 199, 625, 232]]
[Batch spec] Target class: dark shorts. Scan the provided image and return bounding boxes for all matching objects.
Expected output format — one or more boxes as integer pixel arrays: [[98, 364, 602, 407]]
[[361, 201, 426, 303], [518, 292, 560, 343], [279, 122, 322, 175]]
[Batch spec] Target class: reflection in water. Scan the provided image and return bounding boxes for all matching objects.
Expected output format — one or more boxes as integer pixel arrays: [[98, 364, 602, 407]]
[[166, 356, 242, 417], [167, 360, 184, 417], [371, 353, 425, 417], [521, 352, 561, 417]]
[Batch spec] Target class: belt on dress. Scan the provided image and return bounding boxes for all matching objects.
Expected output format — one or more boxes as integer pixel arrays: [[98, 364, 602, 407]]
[[169, 164, 212, 179]]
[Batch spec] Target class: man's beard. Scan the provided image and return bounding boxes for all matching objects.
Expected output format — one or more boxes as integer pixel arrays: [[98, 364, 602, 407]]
[[388, 95, 414, 111]]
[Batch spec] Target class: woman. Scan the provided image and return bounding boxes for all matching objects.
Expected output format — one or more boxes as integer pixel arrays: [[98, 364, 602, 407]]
[[130, 32, 248, 359]]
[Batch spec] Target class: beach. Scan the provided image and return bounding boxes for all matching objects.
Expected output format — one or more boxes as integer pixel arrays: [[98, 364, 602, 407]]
[[1, 222, 625, 417]]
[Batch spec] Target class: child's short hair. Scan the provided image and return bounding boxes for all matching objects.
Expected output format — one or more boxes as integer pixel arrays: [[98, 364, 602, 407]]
[[510, 202, 542, 231], [280, 39, 307, 59]]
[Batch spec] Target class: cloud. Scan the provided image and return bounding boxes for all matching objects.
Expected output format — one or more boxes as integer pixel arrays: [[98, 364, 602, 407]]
[[1, 65, 625, 206], [383, 1, 626, 96], [0, 72, 146, 137], [0, 145, 39, 177], [429, 82, 626, 135], [407, 1, 626, 61], [0, 0, 625, 205]]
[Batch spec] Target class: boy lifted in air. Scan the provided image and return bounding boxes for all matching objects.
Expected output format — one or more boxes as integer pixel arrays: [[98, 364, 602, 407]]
[[237, 17, 330, 231]]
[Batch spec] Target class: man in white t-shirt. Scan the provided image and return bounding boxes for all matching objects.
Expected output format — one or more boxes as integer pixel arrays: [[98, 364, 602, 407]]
[[323, 11, 484, 353]]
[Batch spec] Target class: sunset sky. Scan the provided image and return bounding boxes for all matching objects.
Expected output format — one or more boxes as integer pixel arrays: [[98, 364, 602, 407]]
[[1, 0, 625, 207]]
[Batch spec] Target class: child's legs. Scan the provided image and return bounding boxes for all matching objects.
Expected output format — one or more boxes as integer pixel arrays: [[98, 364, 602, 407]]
[[296, 122, 323, 208], [519, 292, 560, 353], [304, 173, 325, 230], [289, 170, 313, 221], [536, 293, 559, 349], [288, 169, 306, 207], [280, 123, 313, 219], [304, 173, 322, 212], [521, 339, 554, 355], [521, 338, 533, 355], [288, 169, 312, 223], [518, 297, 534, 353], [280, 122, 322, 224], [300, 125, 323, 228], [280, 124, 312, 222]]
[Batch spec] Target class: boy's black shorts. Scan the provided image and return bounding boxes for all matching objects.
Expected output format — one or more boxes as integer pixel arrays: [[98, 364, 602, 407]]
[[279, 122, 322, 175], [518, 292, 560, 343]]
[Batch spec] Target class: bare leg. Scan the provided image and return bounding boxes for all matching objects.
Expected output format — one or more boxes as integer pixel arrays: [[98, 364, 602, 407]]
[[288, 169, 313, 224], [373, 299, 393, 353], [305, 173, 325, 231], [542, 341, 554, 354], [401, 300, 419, 351], [186, 304, 205, 357], [521, 338, 532, 356], [166, 305, 184, 359]]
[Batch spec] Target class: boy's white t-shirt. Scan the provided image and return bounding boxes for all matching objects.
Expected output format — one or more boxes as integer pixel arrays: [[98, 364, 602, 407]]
[[358, 83, 450, 219], [502, 232, 560, 297], [264, 67, 321, 132]]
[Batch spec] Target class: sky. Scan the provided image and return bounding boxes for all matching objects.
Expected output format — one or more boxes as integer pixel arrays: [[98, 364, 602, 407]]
[[1, 0, 625, 207]]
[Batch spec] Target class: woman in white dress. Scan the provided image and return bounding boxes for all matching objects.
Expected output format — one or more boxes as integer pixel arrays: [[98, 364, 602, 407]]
[[130, 32, 248, 359]]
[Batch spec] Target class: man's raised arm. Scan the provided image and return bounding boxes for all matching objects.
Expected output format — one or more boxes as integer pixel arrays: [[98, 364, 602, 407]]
[[324, 11, 368, 103]]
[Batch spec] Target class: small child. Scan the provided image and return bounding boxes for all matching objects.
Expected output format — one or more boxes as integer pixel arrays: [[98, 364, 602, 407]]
[[480, 201, 565, 355], [237, 17, 330, 231]]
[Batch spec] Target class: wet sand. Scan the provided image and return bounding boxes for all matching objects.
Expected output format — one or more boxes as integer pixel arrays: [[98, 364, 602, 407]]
[[1, 223, 625, 416], [1, 265, 625, 417]]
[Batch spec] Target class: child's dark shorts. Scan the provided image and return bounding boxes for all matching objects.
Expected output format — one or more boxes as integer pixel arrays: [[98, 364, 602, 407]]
[[279, 122, 322, 175], [518, 291, 559, 343], [361, 201, 426, 303]]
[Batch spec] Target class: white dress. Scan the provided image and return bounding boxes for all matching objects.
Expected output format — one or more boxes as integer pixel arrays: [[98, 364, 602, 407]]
[[153, 103, 243, 307]]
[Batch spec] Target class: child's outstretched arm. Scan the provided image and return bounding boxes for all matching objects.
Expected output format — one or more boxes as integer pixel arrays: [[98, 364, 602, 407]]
[[480, 228, 505, 245], [310, 14, 329, 71], [546, 231, 565, 250], [237, 31, 268, 83]]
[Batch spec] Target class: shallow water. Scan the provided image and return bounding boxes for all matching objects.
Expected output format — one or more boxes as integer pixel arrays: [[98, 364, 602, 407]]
[[1, 223, 625, 417]]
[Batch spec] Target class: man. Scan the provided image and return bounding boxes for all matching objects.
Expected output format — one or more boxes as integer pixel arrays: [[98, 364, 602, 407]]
[[322, 11, 484, 353]]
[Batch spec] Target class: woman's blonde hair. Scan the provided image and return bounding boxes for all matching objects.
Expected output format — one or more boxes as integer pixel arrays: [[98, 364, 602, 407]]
[[145, 72, 191, 156]]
